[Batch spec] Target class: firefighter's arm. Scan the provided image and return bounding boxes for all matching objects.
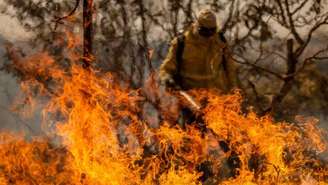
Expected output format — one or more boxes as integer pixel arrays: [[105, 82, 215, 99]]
[[159, 37, 179, 85], [223, 45, 239, 89]]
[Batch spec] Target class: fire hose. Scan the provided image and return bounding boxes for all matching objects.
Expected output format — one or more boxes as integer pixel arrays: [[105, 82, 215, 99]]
[[177, 90, 231, 153], [178, 90, 201, 111]]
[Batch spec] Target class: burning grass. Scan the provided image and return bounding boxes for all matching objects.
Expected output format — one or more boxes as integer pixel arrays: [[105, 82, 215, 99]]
[[0, 38, 327, 184]]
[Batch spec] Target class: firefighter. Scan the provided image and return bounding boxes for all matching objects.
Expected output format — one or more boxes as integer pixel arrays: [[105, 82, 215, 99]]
[[159, 9, 238, 92], [158, 10, 241, 182], [159, 8, 240, 128]]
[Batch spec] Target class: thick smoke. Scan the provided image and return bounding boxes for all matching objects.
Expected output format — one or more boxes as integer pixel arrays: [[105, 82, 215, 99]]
[[0, 36, 43, 136]]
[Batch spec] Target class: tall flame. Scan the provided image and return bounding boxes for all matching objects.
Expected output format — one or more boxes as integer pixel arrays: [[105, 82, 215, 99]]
[[0, 31, 327, 185]]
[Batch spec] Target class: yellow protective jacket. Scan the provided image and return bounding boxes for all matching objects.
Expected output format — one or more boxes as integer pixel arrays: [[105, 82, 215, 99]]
[[159, 28, 238, 92]]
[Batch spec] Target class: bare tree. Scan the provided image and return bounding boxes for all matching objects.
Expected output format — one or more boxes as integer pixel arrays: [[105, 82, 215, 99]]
[[1, 0, 328, 119]]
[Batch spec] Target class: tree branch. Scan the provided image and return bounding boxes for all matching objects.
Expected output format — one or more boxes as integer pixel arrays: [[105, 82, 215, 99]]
[[233, 56, 285, 80], [283, 0, 304, 45], [295, 15, 328, 57], [291, 0, 308, 15], [264, 39, 299, 115], [53, 0, 81, 30], [221, 0, 236, 33]]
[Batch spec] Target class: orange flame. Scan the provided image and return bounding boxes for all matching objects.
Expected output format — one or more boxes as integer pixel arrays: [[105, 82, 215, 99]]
[[0, 31, 327, 185]]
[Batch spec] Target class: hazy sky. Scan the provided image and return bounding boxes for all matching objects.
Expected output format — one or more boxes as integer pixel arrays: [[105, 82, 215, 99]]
[[0, 0, 31, 41], [0, 16, 27, 41], [0, 0, 327, 42]]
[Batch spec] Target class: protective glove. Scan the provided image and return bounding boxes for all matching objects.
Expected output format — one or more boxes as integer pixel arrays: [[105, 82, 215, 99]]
[[161, 75, 181, 90]]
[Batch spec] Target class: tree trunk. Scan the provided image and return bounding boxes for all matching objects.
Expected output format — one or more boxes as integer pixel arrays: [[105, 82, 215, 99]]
[[83, 0, 93, 68], [270, 39, 298, 115]]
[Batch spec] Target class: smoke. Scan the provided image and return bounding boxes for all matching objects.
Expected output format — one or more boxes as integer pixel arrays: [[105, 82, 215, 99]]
[[0, 71, 20, 131], [0, 35, 43, 136], [0, 72, 46, 137]]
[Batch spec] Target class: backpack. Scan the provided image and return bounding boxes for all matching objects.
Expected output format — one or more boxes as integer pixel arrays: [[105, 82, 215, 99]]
[[174, 31, 229, 86]]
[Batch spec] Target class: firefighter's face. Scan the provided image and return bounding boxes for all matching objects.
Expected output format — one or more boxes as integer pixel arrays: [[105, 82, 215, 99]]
[[198, 25, 216, 38]]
